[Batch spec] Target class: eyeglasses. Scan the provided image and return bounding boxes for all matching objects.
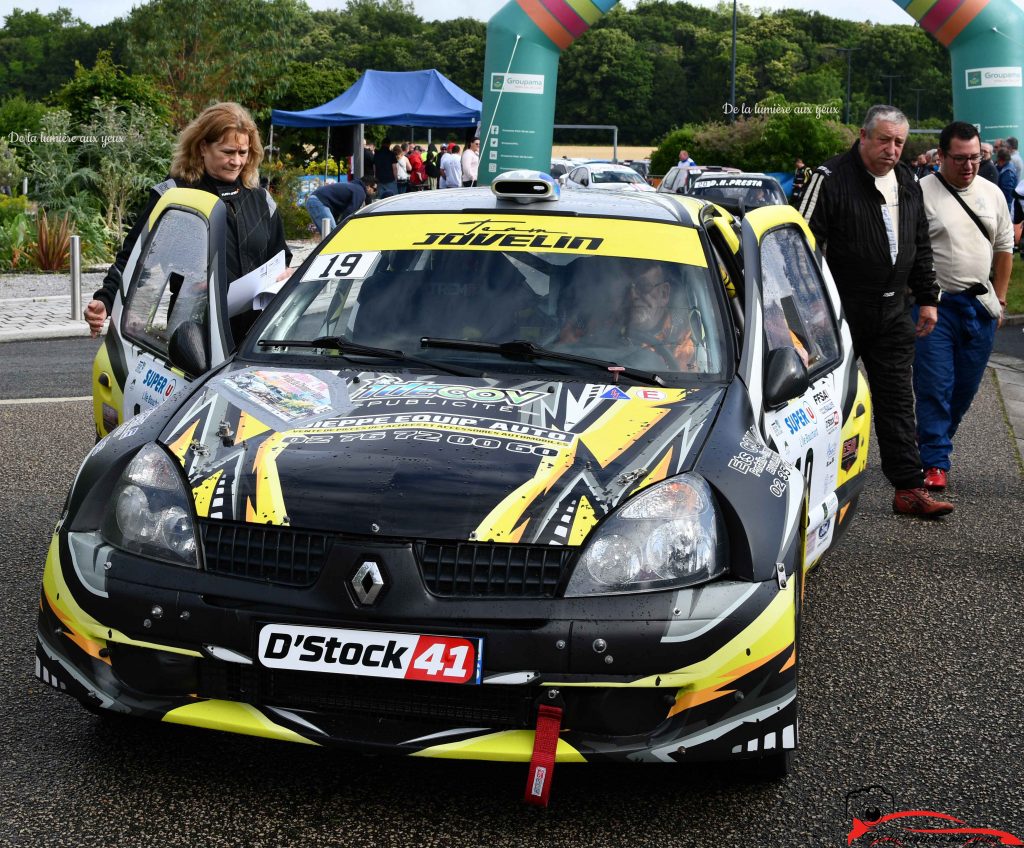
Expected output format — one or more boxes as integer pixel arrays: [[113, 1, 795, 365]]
[[947, 154, 982, 165]]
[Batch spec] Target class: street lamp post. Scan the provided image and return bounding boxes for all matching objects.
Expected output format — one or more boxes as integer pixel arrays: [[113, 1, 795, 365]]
[[830, 47, 859, 124], [910, 87, 926, 124], [730, 0, 737, 122], [880, 73, 903, 107]]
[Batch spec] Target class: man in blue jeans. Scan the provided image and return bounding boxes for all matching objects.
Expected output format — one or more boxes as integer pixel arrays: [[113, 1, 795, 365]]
[[305, 175, 377, 238], [914, 121, 1013, 491]]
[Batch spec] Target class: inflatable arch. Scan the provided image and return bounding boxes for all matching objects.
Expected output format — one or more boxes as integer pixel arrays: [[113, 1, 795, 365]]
[[479, 0, 1024, 184]]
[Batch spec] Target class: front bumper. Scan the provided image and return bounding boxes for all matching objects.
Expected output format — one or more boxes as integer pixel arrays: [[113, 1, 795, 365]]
[[37, 530, 798, 764]]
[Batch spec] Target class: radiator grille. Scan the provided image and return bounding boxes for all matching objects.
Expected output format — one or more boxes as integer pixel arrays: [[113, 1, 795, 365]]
[[416, 541, 574, 598], [199, 521, 329, 586], [199, 663, 534, 728]]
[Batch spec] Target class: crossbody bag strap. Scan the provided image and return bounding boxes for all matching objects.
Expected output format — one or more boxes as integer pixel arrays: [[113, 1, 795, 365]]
[[935, 172, 991, 243]]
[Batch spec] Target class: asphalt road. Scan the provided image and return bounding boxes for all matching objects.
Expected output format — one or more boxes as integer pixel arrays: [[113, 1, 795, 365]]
[[995, 321, 1024, 360], [1, 340, 1022, 846]]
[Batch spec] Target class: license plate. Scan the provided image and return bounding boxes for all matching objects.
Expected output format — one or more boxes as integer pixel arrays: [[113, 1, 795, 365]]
[[257, 624, 483, 684]]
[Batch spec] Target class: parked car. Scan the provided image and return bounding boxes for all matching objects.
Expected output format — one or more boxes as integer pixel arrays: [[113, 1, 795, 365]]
[[39, 171, 871, 805], [687, 172, 788, 214], [657, 164, 742, 196], [561, 161, 656, 192]]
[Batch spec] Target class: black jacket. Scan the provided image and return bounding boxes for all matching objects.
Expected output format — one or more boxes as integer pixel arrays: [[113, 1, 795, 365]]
[[93, 173, 291, 312], [798, 141, 938, 308]]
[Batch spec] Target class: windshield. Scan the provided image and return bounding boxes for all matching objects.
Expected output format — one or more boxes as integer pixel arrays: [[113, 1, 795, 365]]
[[592, 169, 645, 185], [251, 219, 730, 383], [691, 179, 786, 208]]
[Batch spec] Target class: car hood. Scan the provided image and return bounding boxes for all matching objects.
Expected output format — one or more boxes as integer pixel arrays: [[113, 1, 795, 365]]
[[160, 365, 724, 544]]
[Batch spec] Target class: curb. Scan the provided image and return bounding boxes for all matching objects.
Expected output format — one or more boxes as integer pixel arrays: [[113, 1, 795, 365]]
[[0, 324, 94, 343]]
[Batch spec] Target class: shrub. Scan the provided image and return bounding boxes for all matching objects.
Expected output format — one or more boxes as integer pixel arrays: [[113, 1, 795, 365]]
[[31, 209, 72, 271], [0, 214, 32, 271]]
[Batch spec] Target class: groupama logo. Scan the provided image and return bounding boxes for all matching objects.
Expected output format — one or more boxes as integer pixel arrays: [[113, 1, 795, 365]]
[[846, 786, 1021, 846]]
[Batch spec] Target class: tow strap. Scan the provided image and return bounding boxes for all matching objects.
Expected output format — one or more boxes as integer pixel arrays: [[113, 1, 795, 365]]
[[523, 698, 563, 807]]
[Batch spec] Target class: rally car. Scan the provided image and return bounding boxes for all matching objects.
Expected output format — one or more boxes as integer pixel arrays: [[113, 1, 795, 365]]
[[685, 172, 788, 215], [38, 172, 871, 804]]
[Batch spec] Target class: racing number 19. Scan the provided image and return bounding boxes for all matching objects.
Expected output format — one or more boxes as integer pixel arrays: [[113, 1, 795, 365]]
[[319, 253, 362, 277]]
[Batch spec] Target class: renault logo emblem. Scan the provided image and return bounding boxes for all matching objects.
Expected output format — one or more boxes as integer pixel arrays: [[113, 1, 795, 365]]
[[352, 560, 385, 605]]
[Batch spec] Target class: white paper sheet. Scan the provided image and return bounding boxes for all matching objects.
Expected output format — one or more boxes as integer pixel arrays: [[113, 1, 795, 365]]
[[226, 250, 286, 316]]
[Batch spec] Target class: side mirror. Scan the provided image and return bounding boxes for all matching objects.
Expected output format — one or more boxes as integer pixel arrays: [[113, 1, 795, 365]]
[[580, 177, 589, 187], [168, 319, 210, 377], [763, 347, 809, 410]]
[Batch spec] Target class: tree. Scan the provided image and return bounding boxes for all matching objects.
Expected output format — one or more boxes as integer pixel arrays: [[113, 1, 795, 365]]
[[558, 28, 654, 140], [125, 0, 311, 125], [54, 50, 170, 124], [0, 8, 105, 100]]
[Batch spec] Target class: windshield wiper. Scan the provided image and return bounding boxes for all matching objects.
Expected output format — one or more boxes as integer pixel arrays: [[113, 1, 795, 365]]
[[419, 338, 665, 386], [257, 335, 483, 378]]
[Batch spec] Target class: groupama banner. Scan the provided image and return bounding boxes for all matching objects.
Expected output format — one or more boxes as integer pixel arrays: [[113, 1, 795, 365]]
[[480, 0, 1023, 185]]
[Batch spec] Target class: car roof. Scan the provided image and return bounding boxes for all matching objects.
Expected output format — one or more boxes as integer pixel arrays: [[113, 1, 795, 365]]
[[356, 184, 703, 227], [693, 171, 775, 182]]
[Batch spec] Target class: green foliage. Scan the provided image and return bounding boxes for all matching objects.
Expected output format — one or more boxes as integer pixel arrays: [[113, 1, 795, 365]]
[[304, 157, 347, 176], [0, 139, 24, 189], [125, 0, 312, 125], [651, 127, 698, 176], [0, 8, 108, 101], [651, 99, 856, 174], [0, 96, 48, 143], [0, 200, 32, 271], [277, 62, 360, 113], [54, 50, 170, 124], [80, 99, 175, 242], [264, 160, 316, 240]]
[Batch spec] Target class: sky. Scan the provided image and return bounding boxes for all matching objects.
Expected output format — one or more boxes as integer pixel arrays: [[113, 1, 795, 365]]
[[0, 0, 920, 27]]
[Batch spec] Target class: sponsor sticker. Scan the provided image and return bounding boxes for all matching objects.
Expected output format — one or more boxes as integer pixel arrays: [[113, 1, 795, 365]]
[[965, 66, 1022, 89], [490, 72, 545, 95], [258, 624, 482, 684], [600, 386, 631, 401]]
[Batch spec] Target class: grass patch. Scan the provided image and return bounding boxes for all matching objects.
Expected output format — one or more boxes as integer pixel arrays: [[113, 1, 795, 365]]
[[1007, 257, 1024, 315]]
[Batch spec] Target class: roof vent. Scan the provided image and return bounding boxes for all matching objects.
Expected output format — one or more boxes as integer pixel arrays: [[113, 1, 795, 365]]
[[491, 170, 560, 203]]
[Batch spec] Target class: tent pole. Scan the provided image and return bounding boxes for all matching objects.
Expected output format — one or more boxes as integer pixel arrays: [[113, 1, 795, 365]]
[[268, 124, 274, 164], [325, 125, 331, 182], [356, 123, 364, 178]]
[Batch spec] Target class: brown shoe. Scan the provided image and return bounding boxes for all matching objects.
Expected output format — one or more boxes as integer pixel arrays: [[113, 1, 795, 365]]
[[892, 487, 954, 518]]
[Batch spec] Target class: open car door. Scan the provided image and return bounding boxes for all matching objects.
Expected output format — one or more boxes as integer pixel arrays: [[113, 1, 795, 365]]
[[92, 188, 229, 438], [738, 204, 871, 572]]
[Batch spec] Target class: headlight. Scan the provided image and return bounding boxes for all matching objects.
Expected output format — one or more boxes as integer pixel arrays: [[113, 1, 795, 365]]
[[100, 443, 199, 567], [564, 474, 726, 596]]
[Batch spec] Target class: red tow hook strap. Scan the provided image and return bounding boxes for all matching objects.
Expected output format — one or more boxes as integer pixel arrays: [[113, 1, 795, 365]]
[[523, 703, 563, 807]]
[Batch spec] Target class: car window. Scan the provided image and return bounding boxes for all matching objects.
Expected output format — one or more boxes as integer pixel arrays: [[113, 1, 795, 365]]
[[256, 247, 730, 381], [760, 226, 840, 372], [121, 207, 209, 357], [570, 167, 586, 183]]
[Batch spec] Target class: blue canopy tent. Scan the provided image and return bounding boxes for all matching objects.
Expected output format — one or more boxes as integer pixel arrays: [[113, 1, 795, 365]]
[[270, 69, 482, 178]]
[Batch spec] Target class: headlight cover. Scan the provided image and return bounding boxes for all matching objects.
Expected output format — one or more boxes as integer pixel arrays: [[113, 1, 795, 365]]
[[100, 443, 199, 568], [564, 474, 726, 596]]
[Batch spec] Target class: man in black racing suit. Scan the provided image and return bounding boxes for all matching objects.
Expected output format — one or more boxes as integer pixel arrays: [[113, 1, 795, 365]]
[[799, 105, 954, 518]]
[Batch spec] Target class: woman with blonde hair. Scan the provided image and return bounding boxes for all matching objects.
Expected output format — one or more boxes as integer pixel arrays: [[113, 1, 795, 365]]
[[85, 101, 292, 338]]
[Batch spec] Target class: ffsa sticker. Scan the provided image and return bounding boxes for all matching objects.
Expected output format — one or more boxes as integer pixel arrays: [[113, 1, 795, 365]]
[[305, 251, 378, 281]]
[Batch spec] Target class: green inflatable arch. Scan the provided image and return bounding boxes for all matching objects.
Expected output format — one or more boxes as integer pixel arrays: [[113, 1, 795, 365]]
[[480, 0, 1024, 184]]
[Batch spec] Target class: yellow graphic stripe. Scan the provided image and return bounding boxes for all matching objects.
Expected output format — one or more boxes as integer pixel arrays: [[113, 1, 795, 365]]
[[669, 644, 789, 716], [473, 442, 578, 543], [192, 469, 223, 519], [630, 447, 674, 496], [412, 730, 586, 762], [568, 495, 597, 545], [578, 399, 672, 469], [92, 341, 123, 438], [162, 701, 318, 745], [235, 410, 272, 444], [323, 214, 707, 266], [42, 534, 201, 658], [549, 580, 795, 693], [167, 420, 199, 464], [246, 432, 290, 524], [149, 187, 219, 228], [837, 371, 872, 488]]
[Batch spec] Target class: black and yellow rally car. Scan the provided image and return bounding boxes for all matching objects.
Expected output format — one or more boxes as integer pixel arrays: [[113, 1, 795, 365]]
[[38, 172, 870, 802]]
